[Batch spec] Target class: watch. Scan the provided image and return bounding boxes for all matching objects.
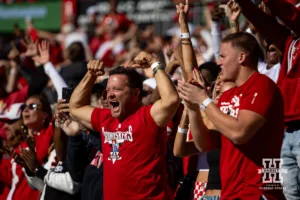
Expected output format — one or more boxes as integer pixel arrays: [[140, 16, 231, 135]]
[[200, 98, 212, 110]]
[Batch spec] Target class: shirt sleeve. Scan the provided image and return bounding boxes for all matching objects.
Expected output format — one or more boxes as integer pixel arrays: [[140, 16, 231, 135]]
[[44, 62, 68, 100], [239, 76, 276, 117], [91, 108, 104, 133], [141, 105, 161, 133]]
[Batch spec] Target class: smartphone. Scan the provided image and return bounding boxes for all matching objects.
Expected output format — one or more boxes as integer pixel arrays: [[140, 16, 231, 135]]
[[62, 87, 74, 103]]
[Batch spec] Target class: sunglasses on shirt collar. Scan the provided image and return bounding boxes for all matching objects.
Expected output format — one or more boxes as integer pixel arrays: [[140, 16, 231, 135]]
[[21, 103, 41, 111]]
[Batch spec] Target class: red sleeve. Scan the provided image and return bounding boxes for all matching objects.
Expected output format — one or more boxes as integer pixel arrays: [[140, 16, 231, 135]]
[[238, 0, 290, 52], [140, 105, 161, 133], [264, 0, 300, 36], [91, 108, 107, 132], [240, 76, 277, 117]]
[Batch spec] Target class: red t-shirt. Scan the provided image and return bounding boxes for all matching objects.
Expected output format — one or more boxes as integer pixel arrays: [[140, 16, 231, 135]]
[[218, 72, 285, 200], [8, 123, 54, 200], [91, 105, 172, 200]]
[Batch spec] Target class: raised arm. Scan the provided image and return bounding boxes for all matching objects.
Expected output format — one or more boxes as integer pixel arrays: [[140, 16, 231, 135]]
[[69, 61, 105, 130], [226, 0, 242, 33], [173, 107, 200, 157], [32, 41, 67, 100], [177, 0, 196, 80], [131, 52, 180, 127], [236, 0, 290, 52], [263, 0, 300, 36]]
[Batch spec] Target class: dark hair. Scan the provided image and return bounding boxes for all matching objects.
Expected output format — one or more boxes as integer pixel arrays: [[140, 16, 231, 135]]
[[198, 62, 221, 84], [26, 94, 52, 127], [68, 42, 86, 62], [222, 32, 264, 66], [109, 67, 144, 99]]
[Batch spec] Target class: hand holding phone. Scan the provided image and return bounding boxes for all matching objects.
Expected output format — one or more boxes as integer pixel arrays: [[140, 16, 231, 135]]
[[62, 87, 74, 103]]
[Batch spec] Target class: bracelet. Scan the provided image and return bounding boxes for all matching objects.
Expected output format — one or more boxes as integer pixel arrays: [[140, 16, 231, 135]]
[[177, 127, 188, 134], [153, 66, 165, 76], [230, 22, 237, 28], [200, 98, 213, 110], [151, 61, 161, 70], [181, 32, 190, 39], [54, 119, 60, 128], [181, 41, 192, 45]]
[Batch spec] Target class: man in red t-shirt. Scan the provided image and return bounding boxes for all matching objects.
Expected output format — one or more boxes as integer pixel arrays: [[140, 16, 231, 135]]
[[69, 52, 179, 199], [178, 32, 285, 199]]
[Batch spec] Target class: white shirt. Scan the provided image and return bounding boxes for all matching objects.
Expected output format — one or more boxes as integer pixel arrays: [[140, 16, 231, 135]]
[[258, 62, 281, 83]]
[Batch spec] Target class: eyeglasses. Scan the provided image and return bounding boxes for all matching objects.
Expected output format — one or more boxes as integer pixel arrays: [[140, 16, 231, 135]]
[[21, 103, 41, 111]]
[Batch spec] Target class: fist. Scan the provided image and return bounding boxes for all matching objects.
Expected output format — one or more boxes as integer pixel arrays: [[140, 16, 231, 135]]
[[87, 60, 105, 76], [133, 52, 156, 68]]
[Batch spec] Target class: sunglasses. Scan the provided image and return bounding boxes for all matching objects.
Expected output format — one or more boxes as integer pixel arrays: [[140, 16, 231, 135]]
[[21, 103, 41, 111]]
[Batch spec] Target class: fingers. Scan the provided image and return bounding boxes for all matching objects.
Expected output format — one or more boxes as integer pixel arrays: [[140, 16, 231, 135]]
[[87, 60, 104, 76]]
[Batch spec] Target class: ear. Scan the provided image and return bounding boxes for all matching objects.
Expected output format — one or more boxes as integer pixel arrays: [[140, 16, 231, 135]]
[[133, 88, 140, 98], [238, 52, 247, 65]]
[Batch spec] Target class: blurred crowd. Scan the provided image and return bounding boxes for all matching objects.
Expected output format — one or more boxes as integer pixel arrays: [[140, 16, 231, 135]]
[[0, 0, 299, 200]]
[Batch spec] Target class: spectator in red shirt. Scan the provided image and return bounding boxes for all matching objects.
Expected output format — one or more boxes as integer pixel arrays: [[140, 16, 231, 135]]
[[68, 52, 179, 199], [178, 32, 285, 199], [234, 0, 300, 198]]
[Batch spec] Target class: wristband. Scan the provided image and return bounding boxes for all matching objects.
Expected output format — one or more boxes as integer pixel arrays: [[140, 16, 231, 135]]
[[151, 61, 161, 70], [153, 66, 165, 76], [200, 98, 213, 110], [181, 32, 190, 39], [177, 127, 188, 134], [10, 68, 17, 76]]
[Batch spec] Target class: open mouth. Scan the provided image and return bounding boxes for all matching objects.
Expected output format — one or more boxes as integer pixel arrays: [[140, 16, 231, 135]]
[[109, 101, 120, 112], [23, 114, 30, 120]]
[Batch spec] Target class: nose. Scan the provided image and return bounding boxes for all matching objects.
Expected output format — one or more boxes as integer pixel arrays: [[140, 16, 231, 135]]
[[216, 59, 222, 68], [107, 91, 116, 99]]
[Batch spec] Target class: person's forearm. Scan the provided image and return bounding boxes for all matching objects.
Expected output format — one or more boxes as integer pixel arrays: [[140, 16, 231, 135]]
[[237, 0, 290, 52], [6, 68, 18, 93], [204, 103, 245, 144], [67, 135, 88, 182], [173, 109, 199, 157], [124, 24, 138, 41], [44, 62, 67, 100], [53, 127, 68, 161], [211, 21, 222, 60], [180, 21, 196, 80], [264, 0, 300, 36], [155, 69, 179, 108], [188, 107, 217, 152], [229, 21, 240, 33], [69, 72, 96, 115]]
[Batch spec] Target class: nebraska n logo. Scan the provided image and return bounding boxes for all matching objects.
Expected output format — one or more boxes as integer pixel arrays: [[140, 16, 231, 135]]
[[258, 159, 287, 184]]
